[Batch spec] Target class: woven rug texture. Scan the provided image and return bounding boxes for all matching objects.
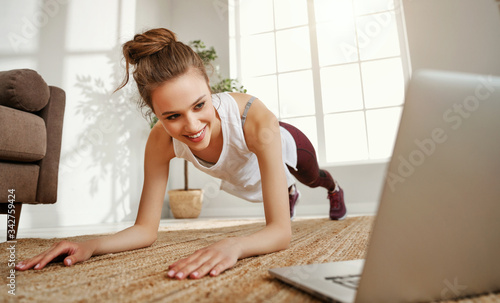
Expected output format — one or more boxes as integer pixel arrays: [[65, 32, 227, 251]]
[[1, 216, 499, 303]]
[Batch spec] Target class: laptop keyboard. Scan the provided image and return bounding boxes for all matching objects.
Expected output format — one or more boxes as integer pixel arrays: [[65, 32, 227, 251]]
[[325, 274, 361, 290]]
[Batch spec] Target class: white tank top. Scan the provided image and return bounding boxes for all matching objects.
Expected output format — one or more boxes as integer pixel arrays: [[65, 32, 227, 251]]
[[172, 92, 297, 202]]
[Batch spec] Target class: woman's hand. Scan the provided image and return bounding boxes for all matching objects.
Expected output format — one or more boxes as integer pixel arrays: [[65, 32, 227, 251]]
[[167, 238, 242, 279], [15, 240, 96, 271]]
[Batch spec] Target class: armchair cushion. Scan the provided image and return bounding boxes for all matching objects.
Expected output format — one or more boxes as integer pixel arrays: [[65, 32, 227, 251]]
[[0, 105, 47, 162], [0, 69, 50, 112]]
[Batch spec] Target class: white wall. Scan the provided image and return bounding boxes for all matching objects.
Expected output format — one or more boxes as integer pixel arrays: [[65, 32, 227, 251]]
[[403, 0, 500, 76], [169, 0, 230, 78], [0, 0, 173, 232]]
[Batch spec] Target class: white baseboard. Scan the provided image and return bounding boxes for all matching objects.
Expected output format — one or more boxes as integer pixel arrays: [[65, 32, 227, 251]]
[[198, 202, 378, 218]]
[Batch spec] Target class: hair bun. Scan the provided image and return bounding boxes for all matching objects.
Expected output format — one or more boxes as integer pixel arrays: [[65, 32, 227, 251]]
[[123, 28, 178, 65], [116, 27, 209, 122]]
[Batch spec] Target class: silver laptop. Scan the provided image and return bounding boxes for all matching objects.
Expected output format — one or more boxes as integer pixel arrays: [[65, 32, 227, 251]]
[[269, 70, 500, 303]]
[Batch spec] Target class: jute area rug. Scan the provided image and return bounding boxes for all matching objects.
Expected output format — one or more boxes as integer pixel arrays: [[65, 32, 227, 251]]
[[1, 216, 499, 303]]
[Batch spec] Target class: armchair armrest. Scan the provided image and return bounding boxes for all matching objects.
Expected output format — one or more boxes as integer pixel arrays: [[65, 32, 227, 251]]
[[35, 86, 65, 204]]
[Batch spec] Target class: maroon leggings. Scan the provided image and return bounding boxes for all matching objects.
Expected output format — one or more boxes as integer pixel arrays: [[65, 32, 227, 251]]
[[279, 122, 336, 191]]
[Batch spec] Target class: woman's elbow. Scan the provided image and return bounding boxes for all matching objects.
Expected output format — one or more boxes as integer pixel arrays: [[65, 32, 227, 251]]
[[277, 228, 292, 250], [135, 224, 158, 247], [144, 232, 158, 247], [146, 235, 157, 247]]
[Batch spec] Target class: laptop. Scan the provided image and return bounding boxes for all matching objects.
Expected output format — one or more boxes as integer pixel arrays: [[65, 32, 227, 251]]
[[269, 70, 500, 303]]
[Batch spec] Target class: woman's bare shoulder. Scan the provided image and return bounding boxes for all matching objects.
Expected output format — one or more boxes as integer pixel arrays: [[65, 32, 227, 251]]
[[226, 93, 278, 151], [145, 121, 175, 162], [227, 92, 255, 116]]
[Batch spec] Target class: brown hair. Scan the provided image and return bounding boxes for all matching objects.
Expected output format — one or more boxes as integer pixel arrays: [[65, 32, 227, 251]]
[[116, 28, 209, 118]]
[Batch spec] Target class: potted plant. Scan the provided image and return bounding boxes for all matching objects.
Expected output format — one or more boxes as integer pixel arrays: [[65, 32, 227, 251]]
[[149, 40, 246, 219], [167, 161, 204, 219]]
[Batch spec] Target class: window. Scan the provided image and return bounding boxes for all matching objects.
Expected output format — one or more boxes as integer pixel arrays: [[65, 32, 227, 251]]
[[229, 0, 410, 164]]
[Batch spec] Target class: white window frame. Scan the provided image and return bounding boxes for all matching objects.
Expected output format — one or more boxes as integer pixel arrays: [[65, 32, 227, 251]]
[[229, 0, 412, 165]]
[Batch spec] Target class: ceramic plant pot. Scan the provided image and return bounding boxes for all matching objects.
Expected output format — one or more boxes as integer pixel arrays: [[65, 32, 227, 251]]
[[168, 189, 204, 219]]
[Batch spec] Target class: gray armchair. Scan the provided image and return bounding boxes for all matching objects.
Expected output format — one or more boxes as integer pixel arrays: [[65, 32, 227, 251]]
[[0, 69, 65, 240]]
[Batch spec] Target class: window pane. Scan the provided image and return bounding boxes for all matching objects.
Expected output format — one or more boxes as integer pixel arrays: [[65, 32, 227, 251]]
[[324, 111, 368, 162], [356, 11, 400, 61], [276, 27, 312, 72], [240, 0, 274, 35], [278, 70, 315, 118], [233, 0, 409, 164], [316, 19, 358, 66], [243, 75, 279, 117], [361, 57, 404, 109], [281, 116, 318, 154], [274, 0, 308, 29], [314, 0, 353, 24], [241, 33, 276, 77], [320, 64, 364, 113], [354, 0, 394, 16], [366, 107, 402, 159]]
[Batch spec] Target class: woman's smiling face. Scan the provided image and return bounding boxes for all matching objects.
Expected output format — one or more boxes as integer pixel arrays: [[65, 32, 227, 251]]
[[151, 68, 217, 151]]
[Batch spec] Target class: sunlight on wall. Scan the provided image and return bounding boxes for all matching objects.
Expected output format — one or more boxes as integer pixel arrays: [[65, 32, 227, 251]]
[[66, 0, 119, 51], [0, 1, 39, 71], [0, 57, 38, 72], [0, 0, 40, 54], [0, 0, 149, 229], [54, 0, 142, 225]]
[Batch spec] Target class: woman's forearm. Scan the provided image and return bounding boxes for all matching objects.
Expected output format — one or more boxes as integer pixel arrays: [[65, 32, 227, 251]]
[[236, 223, 292, 259], [85, 224, 157, 256]]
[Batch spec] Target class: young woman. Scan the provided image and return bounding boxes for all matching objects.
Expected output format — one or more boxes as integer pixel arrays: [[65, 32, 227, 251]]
[[15, 28, 346, 280]]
